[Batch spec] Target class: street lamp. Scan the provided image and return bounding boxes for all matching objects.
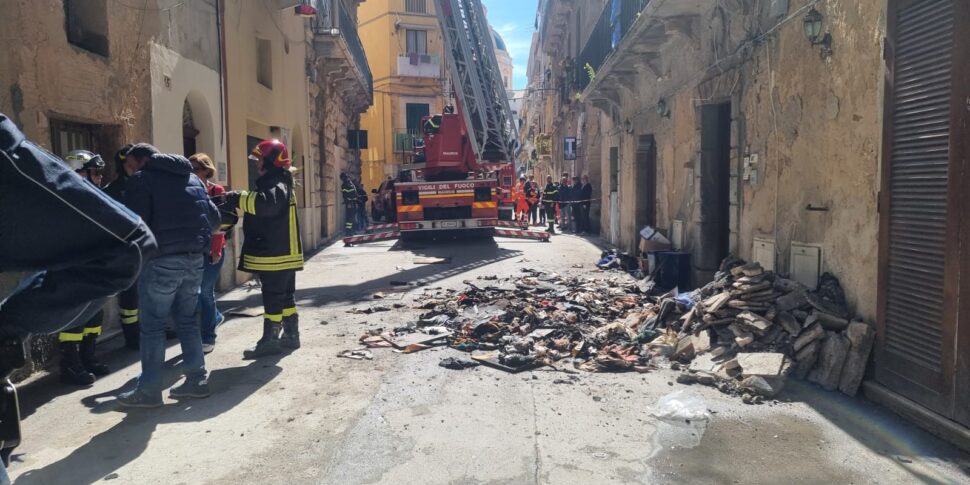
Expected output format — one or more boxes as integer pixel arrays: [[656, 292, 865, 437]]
[[803, 7, 833, 58]]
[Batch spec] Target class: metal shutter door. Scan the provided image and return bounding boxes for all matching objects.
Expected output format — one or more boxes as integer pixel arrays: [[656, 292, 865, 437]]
[[884, 0, 952, 385]]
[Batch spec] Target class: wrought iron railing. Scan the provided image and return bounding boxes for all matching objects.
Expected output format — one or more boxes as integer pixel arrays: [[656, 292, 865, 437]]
[[315, 0, 374, 96], [393, 129, 422, 152], [575, 0, 649, 91]]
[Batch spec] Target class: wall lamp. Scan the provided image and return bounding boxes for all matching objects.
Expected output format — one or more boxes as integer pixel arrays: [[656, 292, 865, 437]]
[[803, 7, 833, 58]]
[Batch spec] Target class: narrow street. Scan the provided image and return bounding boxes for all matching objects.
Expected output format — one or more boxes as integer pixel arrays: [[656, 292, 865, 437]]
[[8, 235, 970, 485]]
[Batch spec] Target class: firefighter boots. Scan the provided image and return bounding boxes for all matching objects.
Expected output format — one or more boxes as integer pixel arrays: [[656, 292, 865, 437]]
[[243, 319, 282, 359], [280, 314, 301, 350], [80, 335, 110, 376], [60, 342, 95, 386]]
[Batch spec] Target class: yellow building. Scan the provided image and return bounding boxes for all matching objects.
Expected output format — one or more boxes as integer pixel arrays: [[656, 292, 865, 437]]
[[358, 0, 448, 192]]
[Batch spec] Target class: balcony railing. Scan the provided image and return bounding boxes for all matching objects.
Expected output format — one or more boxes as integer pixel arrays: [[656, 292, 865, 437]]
[[393, 129, 422, 152], [314, 0, 373, 96], [405, 0, 428, 14], [575, 0, 650, 91]]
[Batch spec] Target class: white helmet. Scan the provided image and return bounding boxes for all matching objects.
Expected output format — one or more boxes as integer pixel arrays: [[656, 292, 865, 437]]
[[64, 150, 105, 172]]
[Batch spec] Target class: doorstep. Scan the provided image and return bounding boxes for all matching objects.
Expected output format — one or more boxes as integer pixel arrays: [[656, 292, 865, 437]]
[[863, 381, 970, 453]]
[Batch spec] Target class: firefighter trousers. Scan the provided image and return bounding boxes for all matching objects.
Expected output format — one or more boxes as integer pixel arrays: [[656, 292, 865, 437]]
[[344, 204, 356, 235], [258, 271, 297, 323], [58, 309, 104, 342], [118, 284, 139, 327]]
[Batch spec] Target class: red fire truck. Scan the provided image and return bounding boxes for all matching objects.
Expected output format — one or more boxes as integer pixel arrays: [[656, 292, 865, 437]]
[[393, 0, 537, 239], [343, 0, 546, 245]]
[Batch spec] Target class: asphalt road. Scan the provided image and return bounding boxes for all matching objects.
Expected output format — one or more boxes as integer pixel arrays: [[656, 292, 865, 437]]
[[8, 232, 970, 484]]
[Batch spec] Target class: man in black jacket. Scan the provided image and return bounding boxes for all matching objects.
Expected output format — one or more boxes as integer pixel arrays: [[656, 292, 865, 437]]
[[104, 144, 142, 350], [117, 144, 221, 408]]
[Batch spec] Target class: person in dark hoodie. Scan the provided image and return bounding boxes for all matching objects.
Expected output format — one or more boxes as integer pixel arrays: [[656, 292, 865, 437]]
[[104, 144, 142, 350], [117, 143, 221, 408]]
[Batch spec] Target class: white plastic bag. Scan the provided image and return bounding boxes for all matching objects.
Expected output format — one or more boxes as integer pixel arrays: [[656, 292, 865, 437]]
[[652, 390, 711, 422]]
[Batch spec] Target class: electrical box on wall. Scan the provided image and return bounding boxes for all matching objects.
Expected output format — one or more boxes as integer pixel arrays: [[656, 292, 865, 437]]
[[742, 153, 759, 185], [752, 237, 776, 272], [790, 243, 823, 290]]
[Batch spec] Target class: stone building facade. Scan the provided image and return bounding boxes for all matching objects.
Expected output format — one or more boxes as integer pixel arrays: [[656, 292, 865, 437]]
[[526, 0, 970, 449]]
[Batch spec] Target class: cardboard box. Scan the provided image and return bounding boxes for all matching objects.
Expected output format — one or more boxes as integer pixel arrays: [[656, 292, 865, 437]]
[[640, 238, 672, 256], [639, 226, 671, 256]]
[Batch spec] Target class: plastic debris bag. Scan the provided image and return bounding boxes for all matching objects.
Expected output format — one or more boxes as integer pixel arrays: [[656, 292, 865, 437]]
[[651, 390, 711, 423]]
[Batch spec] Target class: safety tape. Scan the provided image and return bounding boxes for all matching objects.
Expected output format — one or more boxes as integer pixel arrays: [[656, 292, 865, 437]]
[[265, 313, 283, 323], [282, 307, 298, 317]]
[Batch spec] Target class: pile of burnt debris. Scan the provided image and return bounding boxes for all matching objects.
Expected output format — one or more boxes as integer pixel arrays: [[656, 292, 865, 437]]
[[655, 258, 874, 403], [356, 258, 874, 404]]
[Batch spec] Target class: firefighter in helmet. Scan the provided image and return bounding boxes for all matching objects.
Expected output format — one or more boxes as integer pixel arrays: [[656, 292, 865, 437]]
[[223, 139, 304, 358], [340, 173, 357, 236], [59, 150, 112, 384]]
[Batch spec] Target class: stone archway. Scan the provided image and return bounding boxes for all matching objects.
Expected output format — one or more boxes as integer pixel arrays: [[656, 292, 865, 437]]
[[181, 90, 215, 161]]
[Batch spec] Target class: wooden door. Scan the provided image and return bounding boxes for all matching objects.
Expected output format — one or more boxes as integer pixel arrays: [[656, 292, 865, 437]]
[[877, 0, 970, 425]]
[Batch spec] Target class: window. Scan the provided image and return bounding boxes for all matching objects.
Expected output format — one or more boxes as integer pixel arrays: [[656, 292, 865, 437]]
[[406, 103, 430, 133], [405, 0, 427, 14], [257, 39, 273, 89], [64, 0, 109, 57], [50, 119, 99, 157], [348, 130, 368, 149], [406, 29, 428, 55]]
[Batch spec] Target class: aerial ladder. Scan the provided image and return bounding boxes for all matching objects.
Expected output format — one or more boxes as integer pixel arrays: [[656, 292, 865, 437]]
[[344, 0, 548, 246]]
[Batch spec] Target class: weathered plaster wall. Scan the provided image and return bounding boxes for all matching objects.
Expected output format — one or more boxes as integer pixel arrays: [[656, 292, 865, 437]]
[[590, 0, 883, 319], [734, 0, 884, 320]]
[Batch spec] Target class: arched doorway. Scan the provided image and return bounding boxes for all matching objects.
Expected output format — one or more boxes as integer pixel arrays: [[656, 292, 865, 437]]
[[181, 91, 215, 164], [182, 99, 199, 157]]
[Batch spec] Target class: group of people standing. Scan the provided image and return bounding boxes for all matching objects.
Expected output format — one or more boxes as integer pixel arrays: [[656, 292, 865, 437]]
[[48, 136, 305, 407], [514, 173, 592, 235]]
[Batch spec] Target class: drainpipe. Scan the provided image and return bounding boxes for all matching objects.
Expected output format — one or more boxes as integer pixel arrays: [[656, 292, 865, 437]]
[[217, 0, 233, 188]]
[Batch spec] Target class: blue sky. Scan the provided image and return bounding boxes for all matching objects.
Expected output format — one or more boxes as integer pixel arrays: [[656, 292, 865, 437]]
[[483, 0, 538, 89]]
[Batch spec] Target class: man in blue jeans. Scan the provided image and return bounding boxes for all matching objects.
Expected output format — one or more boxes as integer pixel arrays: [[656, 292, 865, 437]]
[[117, 144, 221, 408]]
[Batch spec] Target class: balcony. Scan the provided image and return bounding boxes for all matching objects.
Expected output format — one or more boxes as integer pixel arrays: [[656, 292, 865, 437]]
[[578, 0, 712, 106], [312, 0, 373, 113], [397, 54, 440, 78]]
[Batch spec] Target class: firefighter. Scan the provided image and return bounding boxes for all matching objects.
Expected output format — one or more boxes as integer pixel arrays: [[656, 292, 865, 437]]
[[58, 150, 112, 384], [224, 139, 303, 359], [355, 180, 369, 230], [340, 173, 358, 236], [104, 144, 141, 350], [542, 175, 559, 234]]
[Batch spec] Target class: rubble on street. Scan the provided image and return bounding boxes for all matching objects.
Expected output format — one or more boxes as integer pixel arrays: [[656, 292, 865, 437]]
[[356, 258, 875, 404]]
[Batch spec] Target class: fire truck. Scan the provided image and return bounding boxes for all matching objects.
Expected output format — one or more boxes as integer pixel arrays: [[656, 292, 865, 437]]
[[345, 0, 543, 245], [343, 0, 546, 246]]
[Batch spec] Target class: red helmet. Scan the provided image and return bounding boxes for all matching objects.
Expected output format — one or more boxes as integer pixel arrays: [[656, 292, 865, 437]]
[[249, 139, 291, 170]]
